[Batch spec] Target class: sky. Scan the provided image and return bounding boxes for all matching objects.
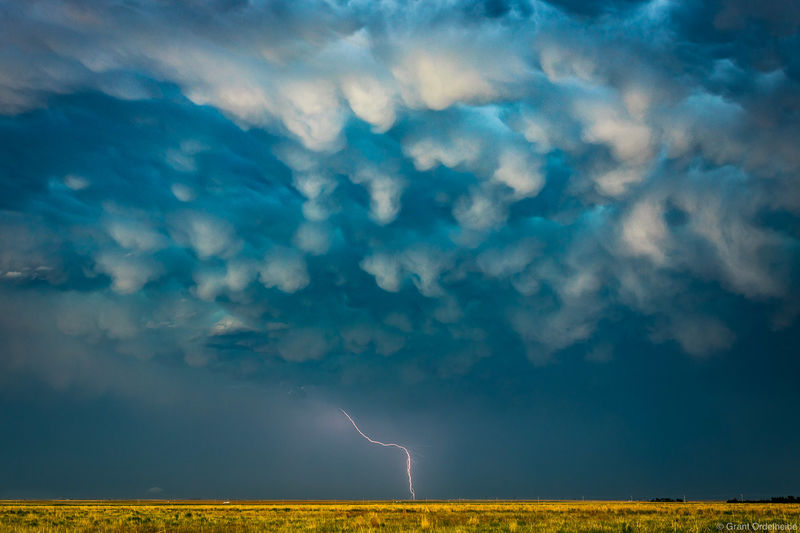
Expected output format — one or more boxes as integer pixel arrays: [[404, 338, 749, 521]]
[[1, 0, 799, 501]]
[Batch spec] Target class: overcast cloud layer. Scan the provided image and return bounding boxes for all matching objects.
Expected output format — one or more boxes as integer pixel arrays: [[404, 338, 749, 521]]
[[1, 0, 799, 499]]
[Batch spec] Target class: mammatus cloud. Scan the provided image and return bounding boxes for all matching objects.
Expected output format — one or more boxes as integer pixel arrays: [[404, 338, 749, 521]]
[[0, 0, 798, 392], [350, 167, 405, 225], [94, 250, 163, 295], [652, 315, 735, 357], [341, 75, 397, 133], [259, 247, 310, 294], [170, 212, 240, 260]]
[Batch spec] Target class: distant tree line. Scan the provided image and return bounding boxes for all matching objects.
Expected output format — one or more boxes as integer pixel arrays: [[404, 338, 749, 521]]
[[726, 496, 799, 503], [649, 498, 686, 502]]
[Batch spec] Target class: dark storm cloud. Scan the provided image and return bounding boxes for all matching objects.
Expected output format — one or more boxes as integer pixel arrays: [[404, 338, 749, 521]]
[[0, 0, 799, 499]]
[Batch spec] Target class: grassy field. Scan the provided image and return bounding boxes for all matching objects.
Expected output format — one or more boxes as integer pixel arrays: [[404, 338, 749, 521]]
[[1, 500, 799, 532]]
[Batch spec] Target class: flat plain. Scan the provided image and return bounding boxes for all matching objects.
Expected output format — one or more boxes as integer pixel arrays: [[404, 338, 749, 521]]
[[1, 500, 799, 532]]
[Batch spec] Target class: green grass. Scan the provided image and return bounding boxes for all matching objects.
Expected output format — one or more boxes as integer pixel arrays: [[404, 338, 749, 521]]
[[1, 500, 798, 532]]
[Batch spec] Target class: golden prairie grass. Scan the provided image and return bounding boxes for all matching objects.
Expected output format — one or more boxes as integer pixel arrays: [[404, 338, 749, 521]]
[[0, 500, 798, 532]]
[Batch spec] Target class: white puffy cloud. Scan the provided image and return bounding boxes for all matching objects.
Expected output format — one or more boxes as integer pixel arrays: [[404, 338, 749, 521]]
[[404, 135, 481, 171], [575, 100, 655, 165], [293, 222, 331, 255], [94, 250, 162, 294], [292, 171, 338, 221], [106, 219, 167, 252], [259, 247, 310, 293], [360, 246, 450, 297], [401, 247, 451, 297], [341, 76, 396, 132], [492, 149, 544, 199], [360, 253, 402, 292], [194, 260, 256, 301], [594, 167, 648, 197], [350, 168, 404, 225], [393, 50, 497, 110], [209, 314, 251, 336], [620, 199, 668, 264], [676, 174, 784, 297], [538, 43, 598, 84], [453, 189, 507, 231], [170, 212, 240, 260], [278, 79, 347, 151], [653, 316, 735, 357], [477, 242, 536, 279]]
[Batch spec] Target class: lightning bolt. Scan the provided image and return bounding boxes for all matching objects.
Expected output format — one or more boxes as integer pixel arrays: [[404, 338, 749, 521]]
[[340, 409, 416, 500]]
